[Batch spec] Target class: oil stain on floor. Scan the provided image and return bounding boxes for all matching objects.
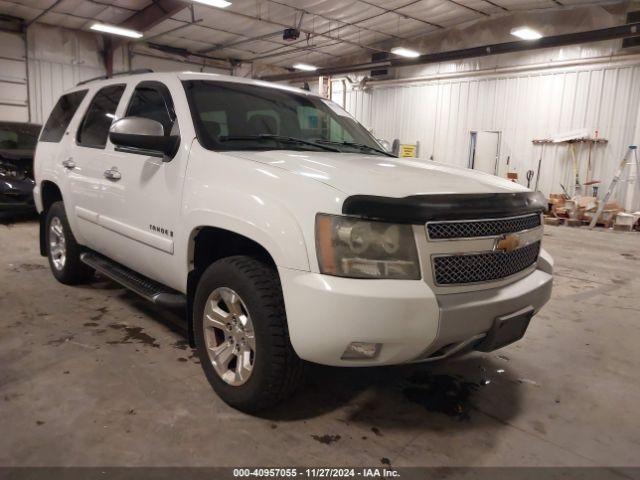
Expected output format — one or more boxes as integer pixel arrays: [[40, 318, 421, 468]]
[[106, 323, 160, 348], [402, 372, 481, 421]]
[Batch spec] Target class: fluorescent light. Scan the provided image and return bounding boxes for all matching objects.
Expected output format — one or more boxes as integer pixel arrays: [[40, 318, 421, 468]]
[[90, 23, 143, 39], [293, 63, 318, 71], [510, 26, 542, 40], [192, 0, 232, 8], [391, 47, 420, 58]]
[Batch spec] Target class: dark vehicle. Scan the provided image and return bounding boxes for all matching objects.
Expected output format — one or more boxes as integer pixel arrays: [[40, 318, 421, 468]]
[[0, 121, 41, 213]]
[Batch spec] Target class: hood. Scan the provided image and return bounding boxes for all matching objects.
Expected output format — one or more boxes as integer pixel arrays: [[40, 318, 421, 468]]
[[224, 150, 527, 197]]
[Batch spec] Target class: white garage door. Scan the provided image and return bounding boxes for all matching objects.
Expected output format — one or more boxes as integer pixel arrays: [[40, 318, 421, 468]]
[[0, 30, 29, 122]]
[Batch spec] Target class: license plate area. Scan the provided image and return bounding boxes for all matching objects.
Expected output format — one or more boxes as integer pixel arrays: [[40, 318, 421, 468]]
[[475, 306, 534, 352]]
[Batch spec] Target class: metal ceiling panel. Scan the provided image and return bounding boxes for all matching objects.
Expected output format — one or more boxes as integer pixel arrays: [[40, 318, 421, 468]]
[[54, 0, 104, 18], [495, 0, 563, 9], [356, 12, 440, 37], [157, 35, 213, 51], [6, 0, 53, 9], [172, 23, 243, 45], [355, 0, 421, 9], [0, 0, 626, 72], [94, 5, 135, 24], [143, 18, 185, 37], [396, 0, 480, 27], [0, 0, 41, 21], [45, 11, 89, 30], [195, 8, 281, 37], [108, 0, 152, 9], [454, 0, 505, 14], [231, 39, 291, 54], [297, 0, 387, 24], [559, 0, 616, 5]]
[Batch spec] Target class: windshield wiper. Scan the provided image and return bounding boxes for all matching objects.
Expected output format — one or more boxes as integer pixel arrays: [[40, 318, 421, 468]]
[[219, 134, 341, 152], [315, 139, 395, 157]]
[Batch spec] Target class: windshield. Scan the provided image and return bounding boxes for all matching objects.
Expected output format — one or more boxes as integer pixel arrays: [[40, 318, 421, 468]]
[[183, 80, 386, 155], [0, 123, 41, 151]]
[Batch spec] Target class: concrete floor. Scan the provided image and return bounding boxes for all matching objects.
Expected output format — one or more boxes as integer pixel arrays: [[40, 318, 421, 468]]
[[1, 217, 639, 467]]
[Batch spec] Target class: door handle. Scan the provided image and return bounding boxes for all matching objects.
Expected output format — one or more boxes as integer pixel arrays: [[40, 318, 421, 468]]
[[62, 158, 76, 170], [103, 168, 122, 181]]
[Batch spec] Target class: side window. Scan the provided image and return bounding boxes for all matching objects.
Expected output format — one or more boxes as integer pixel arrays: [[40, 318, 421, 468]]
[[77, 84, 126, 149], [125, 81, 176, 134], [40, 90, 88, 143]]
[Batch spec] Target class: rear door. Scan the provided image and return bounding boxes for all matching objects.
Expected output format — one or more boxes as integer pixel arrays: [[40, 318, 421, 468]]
[[35, 89, 88, 237], [67, 84, 126, 252], [96, 80, 185, 289]]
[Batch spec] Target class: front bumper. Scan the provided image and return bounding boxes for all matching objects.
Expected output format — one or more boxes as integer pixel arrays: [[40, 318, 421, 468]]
[[279, 252, 553, 366]]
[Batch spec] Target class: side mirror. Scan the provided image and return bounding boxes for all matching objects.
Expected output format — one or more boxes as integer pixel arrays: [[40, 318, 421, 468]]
[[377, 139, 392, 153], [109, 117, 179, 160]]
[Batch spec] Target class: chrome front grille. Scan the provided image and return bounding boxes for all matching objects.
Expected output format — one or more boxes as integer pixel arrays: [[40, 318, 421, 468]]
[[427, 214, 541, 240], [432, 241, 541, 285]]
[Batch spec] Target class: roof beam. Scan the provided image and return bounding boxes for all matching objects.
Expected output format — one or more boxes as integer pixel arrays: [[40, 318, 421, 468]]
[[100, 0, 189, 52], [120, 0, 188, 34], [103, 0, 188, 73]]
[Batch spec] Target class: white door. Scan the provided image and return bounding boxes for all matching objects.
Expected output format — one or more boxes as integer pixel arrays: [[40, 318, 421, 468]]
[[67, 84, 127, 251], [471, 131, 500, 175], [96, 80, 185, 291]]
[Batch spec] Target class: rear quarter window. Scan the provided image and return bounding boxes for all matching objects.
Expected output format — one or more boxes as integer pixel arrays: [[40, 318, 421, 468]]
[[40, 90, 88, 143]]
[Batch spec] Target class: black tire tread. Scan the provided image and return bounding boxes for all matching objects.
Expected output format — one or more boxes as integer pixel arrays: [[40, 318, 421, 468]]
[[195, 255, 303, 411], [45, 201, 93, 285]]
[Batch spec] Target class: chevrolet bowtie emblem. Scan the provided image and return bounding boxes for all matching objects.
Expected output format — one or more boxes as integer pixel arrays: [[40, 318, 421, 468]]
[[494, 233, 520, 253]]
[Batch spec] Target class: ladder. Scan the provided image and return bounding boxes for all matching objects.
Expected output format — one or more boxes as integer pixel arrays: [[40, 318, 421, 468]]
[[588, 145, 640, 229]]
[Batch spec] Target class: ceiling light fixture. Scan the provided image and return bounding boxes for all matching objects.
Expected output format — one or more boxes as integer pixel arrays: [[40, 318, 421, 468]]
[[510, 26, 543, 40], [293, 63, 318, 71], [192, 0, 232, 8], [90, 23, 143, 38], [390, 47, 420, 58]]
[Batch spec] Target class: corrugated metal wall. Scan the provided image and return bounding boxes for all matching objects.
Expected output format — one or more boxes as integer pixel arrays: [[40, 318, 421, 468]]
[[0, 30, 29, 122], [27, 24, 105, 125], [344, 59, 640, 209], [26, 25, 230, 125]]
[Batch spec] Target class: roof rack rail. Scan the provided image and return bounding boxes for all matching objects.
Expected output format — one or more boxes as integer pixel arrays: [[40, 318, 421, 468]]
[[76, 69, 154, 86]]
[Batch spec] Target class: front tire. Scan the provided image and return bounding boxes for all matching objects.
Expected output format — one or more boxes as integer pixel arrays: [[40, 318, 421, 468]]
[[194, 255, 303, 412], [45, 201, 93, 285]]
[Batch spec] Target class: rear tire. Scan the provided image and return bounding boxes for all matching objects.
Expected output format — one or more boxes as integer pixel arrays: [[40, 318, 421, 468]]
[[194, 255, 303, 412], [45, 201, 93, 285]]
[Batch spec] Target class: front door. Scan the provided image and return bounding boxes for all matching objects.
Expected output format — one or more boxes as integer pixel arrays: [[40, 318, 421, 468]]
[[96, 80, 185, 291]]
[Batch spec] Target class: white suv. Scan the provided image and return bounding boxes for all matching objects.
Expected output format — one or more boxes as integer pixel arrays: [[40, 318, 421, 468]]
[[34, 71, 553, 411]]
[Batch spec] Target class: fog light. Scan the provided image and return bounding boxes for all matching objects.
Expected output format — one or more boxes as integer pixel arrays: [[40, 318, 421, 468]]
[[341, 342, 381, 360]]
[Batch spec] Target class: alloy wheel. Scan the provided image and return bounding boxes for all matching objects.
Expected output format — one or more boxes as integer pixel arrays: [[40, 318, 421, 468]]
[[203, 287, 256, 386], [49, 217, 66, 271]]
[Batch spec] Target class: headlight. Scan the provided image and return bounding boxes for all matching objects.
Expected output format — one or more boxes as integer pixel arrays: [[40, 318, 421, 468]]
[[315, 214, 420, 279]]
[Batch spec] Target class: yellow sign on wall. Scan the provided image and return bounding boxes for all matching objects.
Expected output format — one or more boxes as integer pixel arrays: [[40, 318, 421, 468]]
[[399, 144, 417, 158]]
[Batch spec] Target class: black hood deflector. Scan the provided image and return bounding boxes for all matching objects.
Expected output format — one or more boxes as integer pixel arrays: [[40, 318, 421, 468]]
[[342, 191, 547, 224]]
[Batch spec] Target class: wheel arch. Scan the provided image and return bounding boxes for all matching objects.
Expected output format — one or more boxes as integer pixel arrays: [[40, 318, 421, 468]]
[[38, 181, 64, 256], [185, 225, 286, 347]]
